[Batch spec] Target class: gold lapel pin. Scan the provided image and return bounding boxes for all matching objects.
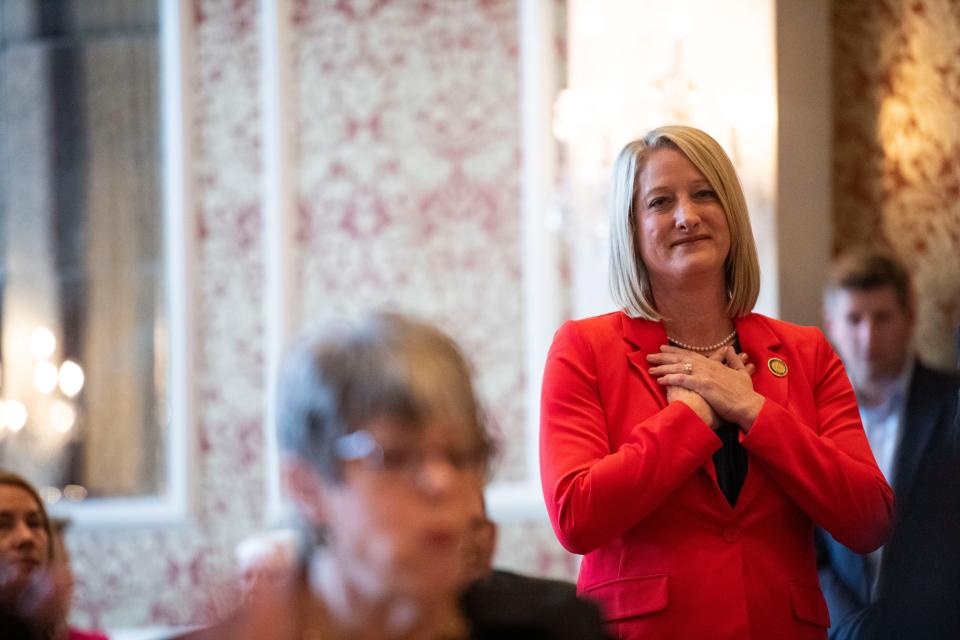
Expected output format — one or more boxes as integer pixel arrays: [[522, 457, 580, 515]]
[[767, 357, 788, 377]]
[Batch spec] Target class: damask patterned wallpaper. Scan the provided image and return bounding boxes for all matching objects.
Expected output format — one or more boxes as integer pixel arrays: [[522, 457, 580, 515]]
[[291, 0, 527, 482], [834, 0, 960, 368], [289, 0, 577, 583], [66, 0, 576, 630]]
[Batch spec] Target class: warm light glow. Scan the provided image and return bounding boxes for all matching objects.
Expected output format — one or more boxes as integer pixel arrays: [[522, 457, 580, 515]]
[[561, 0, 778, 317], [552, 88, 596, 144], [4, 400, 28, 432], [31, 326, 57, 360], [33, 361, 59, 394], [39, 486, 62, 504], [59, 360, 85, 397], [50, 401, 76, 433], [63, 484, 88, 501]]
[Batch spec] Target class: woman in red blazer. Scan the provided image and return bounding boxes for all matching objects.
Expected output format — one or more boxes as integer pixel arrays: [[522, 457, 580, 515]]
[[539, 125, 894, 639]]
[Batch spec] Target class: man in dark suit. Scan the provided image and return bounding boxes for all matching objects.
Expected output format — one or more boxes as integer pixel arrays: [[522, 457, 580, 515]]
[[868, 423, 960, 639], [816, 248, 960, 639]]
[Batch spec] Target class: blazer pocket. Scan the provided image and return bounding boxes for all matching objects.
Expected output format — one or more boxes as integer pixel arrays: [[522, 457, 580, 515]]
[[582, 574, 668, 621], [789, 584, 830, 628]]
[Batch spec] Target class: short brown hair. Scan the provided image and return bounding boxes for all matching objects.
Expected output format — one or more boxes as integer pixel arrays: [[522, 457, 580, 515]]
[[0, 470, 54, 562], [825, 247, 913, 311]]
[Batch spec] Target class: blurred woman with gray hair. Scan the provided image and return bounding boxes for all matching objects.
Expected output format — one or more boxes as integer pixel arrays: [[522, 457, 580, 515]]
[[197, 312, 491, 639], [184, 312, 606, 639]]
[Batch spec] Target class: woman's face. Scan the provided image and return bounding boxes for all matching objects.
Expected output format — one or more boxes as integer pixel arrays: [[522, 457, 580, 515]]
[[321, 418, 484, 603], [635, 148, 731, 290], [0, 485, 50, 578]]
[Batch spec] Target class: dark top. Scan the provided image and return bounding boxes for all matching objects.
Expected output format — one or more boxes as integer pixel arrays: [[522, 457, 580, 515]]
[[713, 339, 748, 507], [714, 419, 748, 506], [462, 569, 609, 640]]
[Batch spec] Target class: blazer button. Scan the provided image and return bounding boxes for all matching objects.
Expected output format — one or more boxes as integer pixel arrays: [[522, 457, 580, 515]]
[[723, 526, 741, 542]]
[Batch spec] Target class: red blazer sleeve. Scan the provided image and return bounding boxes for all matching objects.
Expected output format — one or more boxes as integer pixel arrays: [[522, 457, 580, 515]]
[[539, 320, 720, 554], [741, 329, 895, 553]]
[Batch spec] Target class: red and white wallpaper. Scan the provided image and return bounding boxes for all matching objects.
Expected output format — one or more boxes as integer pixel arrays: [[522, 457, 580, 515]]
[[834, 0, 960, 368], [291, 0, 527, 481], [66, 0, 577, 630], [68, 0, 263, 628], [290, 0, 577, 580]]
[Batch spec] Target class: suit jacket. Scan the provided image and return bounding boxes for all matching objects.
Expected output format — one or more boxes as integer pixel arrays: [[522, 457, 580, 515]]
[[816, 361, 960, 639], [869, 429, 960, 640], [539, 312, 894, 640], [462, 569, 610, 639]]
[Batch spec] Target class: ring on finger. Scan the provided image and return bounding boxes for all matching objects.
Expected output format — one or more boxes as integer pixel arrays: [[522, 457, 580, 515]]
[[683, 362, 693, 376]]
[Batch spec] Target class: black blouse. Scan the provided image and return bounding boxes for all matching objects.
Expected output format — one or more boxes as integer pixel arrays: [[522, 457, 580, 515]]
[[712, 340, 748, 507], [713, 420, 747, 507]]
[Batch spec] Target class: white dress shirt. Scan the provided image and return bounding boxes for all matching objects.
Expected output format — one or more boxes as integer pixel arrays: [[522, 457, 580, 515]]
[[856, 359, 914, 596], [857, 361, 913, 488]]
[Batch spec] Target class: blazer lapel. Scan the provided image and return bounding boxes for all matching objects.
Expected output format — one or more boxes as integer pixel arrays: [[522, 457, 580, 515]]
[[621, 313, 669, 409], [619, 313, 789, 507], [622, 316, 724, 486], [891, 361, 940, 502], [731, 314, 787, 511], [734, 314, 788, 412], [620, 313, 789, 412]]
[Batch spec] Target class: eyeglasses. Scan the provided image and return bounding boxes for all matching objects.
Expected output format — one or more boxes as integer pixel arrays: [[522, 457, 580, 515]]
[[333, 430, 485, 481]]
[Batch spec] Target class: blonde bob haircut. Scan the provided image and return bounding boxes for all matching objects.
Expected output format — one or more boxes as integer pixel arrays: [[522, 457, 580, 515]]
[[608, 125, 760, 320]]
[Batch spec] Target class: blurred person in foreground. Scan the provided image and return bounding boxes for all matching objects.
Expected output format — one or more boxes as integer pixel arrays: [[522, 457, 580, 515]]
[[0, 470, 108, 640], [233, 528, 300, 601], [183, 312, 606, 639], [539, 125, 895, 638], [816, 248, 960, 639], [458, 488, 607, 639]]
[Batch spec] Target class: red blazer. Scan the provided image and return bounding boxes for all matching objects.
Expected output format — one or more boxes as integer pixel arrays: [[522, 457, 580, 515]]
[[539, 312, 894, 639]]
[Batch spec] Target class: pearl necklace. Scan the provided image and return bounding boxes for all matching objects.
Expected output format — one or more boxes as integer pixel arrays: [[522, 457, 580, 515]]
[[667, 329, 737, 353]]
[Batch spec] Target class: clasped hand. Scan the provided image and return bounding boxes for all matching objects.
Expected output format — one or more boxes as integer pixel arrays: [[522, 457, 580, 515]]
[[647, 345, 765, 432]]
